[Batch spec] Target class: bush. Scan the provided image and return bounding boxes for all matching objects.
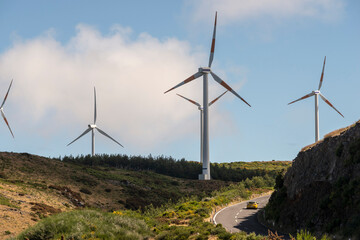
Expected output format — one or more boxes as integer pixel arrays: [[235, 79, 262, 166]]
[[79, 188, 92, 195], [15, 209, 151, 240]]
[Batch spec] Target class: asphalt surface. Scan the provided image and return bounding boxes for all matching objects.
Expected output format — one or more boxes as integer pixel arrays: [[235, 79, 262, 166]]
[[213, 195, 271, 236]]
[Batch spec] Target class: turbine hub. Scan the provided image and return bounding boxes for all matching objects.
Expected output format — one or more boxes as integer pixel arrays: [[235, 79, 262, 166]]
[[199, 67, 211, 73], [89, 124, 96, 129]]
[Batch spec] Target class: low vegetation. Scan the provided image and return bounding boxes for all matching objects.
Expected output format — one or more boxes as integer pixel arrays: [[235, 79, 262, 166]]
[[61, 154, 288, 182], [2, 151, 329, 239], [13, 209, 151, 240], [13, 174, 328, 240], [216, 161, 291, 172], [0, 152, 291, 238], [14, 175, 274, 240], [0, 193, 19, 209]]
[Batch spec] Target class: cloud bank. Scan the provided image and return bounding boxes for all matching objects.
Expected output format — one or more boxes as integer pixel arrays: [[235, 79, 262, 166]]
[[187, 0, 345, 25], [0, 24, 238, 151]]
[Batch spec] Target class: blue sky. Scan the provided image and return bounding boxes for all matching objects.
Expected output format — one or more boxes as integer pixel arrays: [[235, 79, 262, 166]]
[[0, 0, 359, 163]]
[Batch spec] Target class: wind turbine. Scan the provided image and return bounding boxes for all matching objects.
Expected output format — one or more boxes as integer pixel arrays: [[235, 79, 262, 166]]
[[67, 87, 123, 156], [164, 12, 251, 180], [0, 80, 14, 138], [177, 91, 228, 164], [288, 56, 344, 142]]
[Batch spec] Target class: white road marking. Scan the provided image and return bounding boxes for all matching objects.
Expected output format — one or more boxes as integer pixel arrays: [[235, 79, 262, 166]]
[[212, 195, 271, 226]]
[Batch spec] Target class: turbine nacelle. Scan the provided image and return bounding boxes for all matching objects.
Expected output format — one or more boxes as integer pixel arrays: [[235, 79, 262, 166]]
[[199, 67, 211, 74], [89, 124, 97, 129], [314, 90, 320, 95]]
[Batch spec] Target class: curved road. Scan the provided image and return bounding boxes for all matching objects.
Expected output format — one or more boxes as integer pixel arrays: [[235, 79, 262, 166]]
[[213, 195, 271, 235]]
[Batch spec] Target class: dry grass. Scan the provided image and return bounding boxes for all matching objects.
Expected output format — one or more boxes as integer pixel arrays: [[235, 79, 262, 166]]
[[0, 152, 233, 238], [301, 141, 323, 152], [324, 120, 359, 139], [0, 180, 73, 239], [301, 120, 360, 152]]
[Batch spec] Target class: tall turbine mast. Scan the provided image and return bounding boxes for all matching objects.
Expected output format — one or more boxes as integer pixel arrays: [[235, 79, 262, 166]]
[[165, 12, 251, 180], [288, 56, 344, 142]]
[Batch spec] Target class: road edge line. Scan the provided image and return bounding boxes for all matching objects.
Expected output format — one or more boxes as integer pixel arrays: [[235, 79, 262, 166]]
[[212, 194, 271, 225]]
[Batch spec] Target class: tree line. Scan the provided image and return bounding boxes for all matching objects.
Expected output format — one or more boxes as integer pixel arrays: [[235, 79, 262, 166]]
[[60, 154, 281, 182]]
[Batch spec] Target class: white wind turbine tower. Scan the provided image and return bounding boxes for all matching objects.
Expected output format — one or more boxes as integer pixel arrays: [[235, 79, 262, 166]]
[[177, 91, 227, 164], [165, 12, 251, 180], [0, 80, 14, 138], [67, 87, 123, 156], [288, 56, 344, 142]]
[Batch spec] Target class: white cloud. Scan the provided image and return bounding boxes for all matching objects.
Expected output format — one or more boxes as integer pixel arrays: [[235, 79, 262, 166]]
[[186, 0, 345, 25], [0, 24, 241, 151]]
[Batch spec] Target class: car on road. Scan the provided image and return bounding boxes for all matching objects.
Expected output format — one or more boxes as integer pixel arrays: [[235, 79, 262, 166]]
[[246, 201, 258, 209]]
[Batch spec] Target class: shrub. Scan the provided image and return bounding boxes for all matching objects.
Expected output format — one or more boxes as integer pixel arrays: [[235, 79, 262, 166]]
[[79, 188, 92, 195], [293, 229, 330, 240], [0, 194, 19, 208], [15, 209, 151, 240]]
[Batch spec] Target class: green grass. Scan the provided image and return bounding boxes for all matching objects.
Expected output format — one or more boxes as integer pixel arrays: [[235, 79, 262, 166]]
[[13, 209, 152, 240], [0, 193, 19, 209], [218, 161, 292, 172], [0, 152, 233, 211], [15, 176, 273, 240], [12, 167, 329, 240], [116, 176, 275, 239], [290, 229, 331, 240]]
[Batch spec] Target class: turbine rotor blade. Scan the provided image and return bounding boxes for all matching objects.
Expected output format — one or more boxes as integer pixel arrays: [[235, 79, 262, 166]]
[[1, 79, 13, 108], [164, 71, 203, 94], [96, 127, 124, 147], [1, 110, 14, 138], [319, 93, 344, 118], [210, 71, 251, 107], [94, 87, 97, 124], [318, 56, 326, 90], [288, 92, 315, 105], [176, 93, 201, 107], [209, 90, 227, 106], [208, 12, 217, 68], [67, 127, 92, 146]]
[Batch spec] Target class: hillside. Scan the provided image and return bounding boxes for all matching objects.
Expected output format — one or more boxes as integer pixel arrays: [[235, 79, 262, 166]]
[[0, 153, 227, 238], [263, 120, 360, 239], [0, 152, 290, 238]]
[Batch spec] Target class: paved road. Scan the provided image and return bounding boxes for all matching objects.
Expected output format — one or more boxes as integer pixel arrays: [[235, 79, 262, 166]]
[[213, 195, 271, 236]]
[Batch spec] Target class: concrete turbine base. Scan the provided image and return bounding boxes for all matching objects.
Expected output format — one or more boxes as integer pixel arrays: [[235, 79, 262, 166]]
[[198, 173, 210, 180]]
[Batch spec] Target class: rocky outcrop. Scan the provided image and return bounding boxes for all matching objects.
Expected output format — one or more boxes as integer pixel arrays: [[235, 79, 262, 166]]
[[285, 121, 360, 199], [265, 120, 360, 239], [48, 185, 85, 207]]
